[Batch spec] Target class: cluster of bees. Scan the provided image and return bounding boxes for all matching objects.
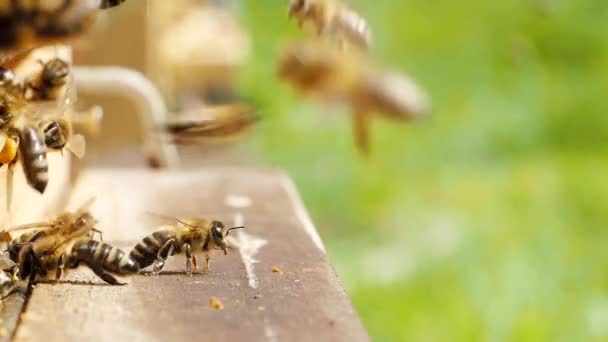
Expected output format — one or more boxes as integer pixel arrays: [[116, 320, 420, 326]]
[[0, 52, 85, 209], [0, 1, 250, 291], [281, 0, 429, 154], [0, 199, 243, 293], [0, 0, 430, 292]]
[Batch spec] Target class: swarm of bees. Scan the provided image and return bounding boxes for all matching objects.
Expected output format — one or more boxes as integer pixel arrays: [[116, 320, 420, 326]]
[[0, 201, 244, 292], [284, 0, 430, 154], [0, 0, 429, 308]]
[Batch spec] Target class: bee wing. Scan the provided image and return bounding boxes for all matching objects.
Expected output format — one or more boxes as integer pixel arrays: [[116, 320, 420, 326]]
[[145, 211, 181, 223], [5, 222, 53, 232], [165, 105, 258, 143], [75, 196, 96, 214], [66, 133, 86, 159], [145, 212, 198, 229]]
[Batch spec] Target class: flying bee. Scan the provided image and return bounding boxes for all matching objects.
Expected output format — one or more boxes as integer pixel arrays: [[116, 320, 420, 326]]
[[0, 0, 130, 52], [5, 199, 138, 285], [288, 0, 372, 50], [130, 213, 244, 276], [277, 40, 429, 155], [163, 104, 259, 145]]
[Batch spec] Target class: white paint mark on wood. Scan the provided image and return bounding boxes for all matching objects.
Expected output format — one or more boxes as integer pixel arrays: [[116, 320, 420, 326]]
[[224, 194, 253, 208], [228, 213, 267, 289], [264, 318, 279, 342], [279, 174, 326, 253]]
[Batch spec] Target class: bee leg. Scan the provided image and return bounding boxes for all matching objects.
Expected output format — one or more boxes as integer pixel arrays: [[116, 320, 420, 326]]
[[192, 255, 198, 271], [6, 160, 15, 213], [91, 267, 123, 285], [152, 239, 176, 275], [203, 254, 211, 272], [353, 110, 371, 157], [92, 228, 104, 242], [17, 243, 36, 281], [184, 243, 193, 276], [55, 254, 66, 282]]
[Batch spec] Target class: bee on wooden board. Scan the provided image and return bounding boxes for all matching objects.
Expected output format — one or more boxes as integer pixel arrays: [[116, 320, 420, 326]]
[[0, 54, 85, 211], [162, 104, 260, 145], [0, 0, 129, 52], [130, 213, 244, 276], [288, 0, 372, 50], [4, 199, 138, 285], [277, 40, 429, 155]]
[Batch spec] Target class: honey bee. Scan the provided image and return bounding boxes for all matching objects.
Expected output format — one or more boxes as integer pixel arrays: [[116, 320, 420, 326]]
[[277, 40, 429, 154], [25, 58, 70, 101], [130, 214, 244, 276], [0, 0, 129, 52], [288, 0, 372, 50], [163, 104, 259, 145], [5, 199, 138, 285]]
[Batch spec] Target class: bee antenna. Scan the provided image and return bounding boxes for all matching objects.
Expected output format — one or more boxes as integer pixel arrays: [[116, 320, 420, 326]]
[[225, 226, 245, 236]]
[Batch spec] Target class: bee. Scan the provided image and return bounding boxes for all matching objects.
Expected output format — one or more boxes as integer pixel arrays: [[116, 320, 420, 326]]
[[25, 58, 70, 101], [0, 0, 130, 52], [130, 214, 244, 276], [5, 199, 138, 285], [163, 104, 259, 145], [277, 40, 429, 154], [288, 0, 372, 50]]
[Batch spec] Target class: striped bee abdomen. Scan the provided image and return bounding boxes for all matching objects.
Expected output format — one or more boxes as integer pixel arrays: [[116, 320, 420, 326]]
[[71, 239, 139, 274], [18, 125, 49, 194], [129, 230, 174, 269]]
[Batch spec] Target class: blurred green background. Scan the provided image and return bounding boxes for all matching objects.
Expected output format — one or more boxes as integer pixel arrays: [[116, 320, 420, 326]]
[[237, 1, 608, 341]]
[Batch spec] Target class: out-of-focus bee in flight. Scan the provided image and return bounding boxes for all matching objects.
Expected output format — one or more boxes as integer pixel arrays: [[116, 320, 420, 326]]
[[0, 0, 129, 53], [130, 213, 244, 276], [3, 198, 138, 285], [277, 40, 429, 155], [0, 53, 86, 211], [161, 104, 259, 145], [288, 0, 372, 50]]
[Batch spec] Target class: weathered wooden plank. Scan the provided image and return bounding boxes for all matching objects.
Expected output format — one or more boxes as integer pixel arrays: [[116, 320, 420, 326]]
[[15, 169, 369, 342]]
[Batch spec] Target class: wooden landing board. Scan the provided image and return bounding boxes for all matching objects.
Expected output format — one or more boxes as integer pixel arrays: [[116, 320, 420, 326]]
[[14, 169, 369, 342]]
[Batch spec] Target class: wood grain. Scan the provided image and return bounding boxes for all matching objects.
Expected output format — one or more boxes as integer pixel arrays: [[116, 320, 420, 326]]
[[14, 169, 369, 342]]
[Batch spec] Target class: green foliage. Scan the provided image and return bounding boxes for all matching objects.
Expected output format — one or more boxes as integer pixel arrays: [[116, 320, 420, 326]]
[[239, 1, 608, 340]]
